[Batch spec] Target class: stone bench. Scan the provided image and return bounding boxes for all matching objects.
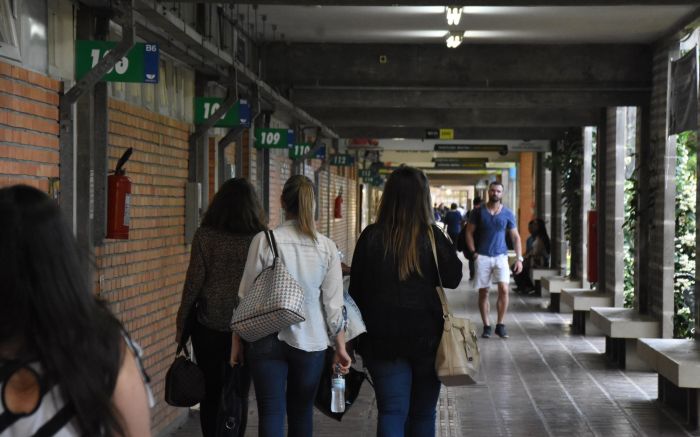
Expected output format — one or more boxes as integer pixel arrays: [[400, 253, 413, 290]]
[[529, 268, 559, 296], [589, 307, 660, 370], [541, 276, 582, 312], [638, 339, 700, 429], [560, 288, 613, 335]]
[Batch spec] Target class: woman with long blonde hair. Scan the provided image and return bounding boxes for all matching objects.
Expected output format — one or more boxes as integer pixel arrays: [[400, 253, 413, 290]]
[[232, 175, 351, 437], [349, 166, 462, 437]]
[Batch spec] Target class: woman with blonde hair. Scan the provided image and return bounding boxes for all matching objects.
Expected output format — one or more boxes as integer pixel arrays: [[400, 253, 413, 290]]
[[350, 166, 462, 437], [232, 174, 351, 437]]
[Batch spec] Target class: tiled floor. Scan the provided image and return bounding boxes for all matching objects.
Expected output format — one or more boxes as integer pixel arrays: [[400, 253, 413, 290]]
[[167, 261, 700, 437]]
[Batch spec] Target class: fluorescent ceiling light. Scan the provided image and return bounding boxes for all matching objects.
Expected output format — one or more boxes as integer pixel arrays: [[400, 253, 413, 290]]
[[445, 7, 463, 26], [446, 31, 464, 48]]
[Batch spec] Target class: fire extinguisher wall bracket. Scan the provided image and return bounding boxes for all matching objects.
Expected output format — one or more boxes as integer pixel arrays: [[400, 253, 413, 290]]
[[106, 148, 133, 240]]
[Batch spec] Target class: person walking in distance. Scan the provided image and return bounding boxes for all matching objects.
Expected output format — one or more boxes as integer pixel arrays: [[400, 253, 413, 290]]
[[465, 182, 523, 339]]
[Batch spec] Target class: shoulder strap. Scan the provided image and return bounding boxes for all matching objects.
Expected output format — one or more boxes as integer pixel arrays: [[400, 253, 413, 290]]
[[31, 403, 75, 437], [265, 230, 279, 259], [427, 227, 450, 317]]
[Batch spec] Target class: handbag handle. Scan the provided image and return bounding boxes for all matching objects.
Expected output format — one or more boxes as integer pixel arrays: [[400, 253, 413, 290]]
[[265, 230, 279, 259], [427, 227, 451, 318]]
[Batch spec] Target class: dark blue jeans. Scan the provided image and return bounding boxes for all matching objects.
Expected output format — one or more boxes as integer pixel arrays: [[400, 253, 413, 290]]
[[366, 355, 442, 437], [247, 334, 325, 437]]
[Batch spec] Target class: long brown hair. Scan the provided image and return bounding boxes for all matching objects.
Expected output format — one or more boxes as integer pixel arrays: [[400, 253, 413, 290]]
[[201, 177, 267, 234], [282, 175, 317, 241], [375, 166, 433, 280]]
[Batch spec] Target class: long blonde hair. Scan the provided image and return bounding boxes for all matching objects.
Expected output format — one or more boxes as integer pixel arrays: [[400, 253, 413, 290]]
[[282, 175, 317, 241], [375, 166, 433, 280]]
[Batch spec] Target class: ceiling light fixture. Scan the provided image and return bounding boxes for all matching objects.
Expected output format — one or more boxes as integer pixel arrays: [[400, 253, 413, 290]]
[[446, 31, 463, 48], [445, 6, 463, 26]]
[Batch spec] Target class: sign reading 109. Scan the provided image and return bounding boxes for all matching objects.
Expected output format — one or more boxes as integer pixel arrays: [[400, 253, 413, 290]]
[[254, 128, 295, 149]]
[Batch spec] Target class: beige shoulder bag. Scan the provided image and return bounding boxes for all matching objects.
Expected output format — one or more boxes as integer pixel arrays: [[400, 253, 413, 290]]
[[428, 228, 481, 386]]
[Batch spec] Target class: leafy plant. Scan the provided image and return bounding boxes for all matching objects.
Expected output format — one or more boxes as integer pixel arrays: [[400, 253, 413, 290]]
[[673, 131, 697, 339]]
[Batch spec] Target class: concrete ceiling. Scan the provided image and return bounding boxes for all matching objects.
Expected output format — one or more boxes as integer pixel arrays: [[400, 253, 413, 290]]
[[237, 5, 697, 44], [230, 2, 700, 160]]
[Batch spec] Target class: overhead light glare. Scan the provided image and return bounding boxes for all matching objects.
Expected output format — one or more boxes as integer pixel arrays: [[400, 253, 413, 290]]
[[445, 6, 463, 26], [446, 31, 463, 48]]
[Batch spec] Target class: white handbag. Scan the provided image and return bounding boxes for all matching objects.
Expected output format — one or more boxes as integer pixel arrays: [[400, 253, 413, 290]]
[[342, 277, 366, 341], [231, 230, 306, 342]]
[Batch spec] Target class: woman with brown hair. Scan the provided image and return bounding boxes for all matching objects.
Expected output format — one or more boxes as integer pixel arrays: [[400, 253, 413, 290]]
[[349, 166, 463, 437], [175, 177, 267, 437], [232, 174, 351, 437]]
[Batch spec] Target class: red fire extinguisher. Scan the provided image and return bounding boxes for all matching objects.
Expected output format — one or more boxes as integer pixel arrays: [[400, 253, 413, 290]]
[[334, 189, 343, 219], [107, 148, 133, 240]]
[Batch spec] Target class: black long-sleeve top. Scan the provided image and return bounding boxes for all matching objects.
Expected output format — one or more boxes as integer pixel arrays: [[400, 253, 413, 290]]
[[349, 224, 463, 360]]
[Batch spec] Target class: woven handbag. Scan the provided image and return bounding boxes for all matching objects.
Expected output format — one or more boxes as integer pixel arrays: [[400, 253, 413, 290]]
[[231, 230, 306, 342], [428, 229, 481, 386]]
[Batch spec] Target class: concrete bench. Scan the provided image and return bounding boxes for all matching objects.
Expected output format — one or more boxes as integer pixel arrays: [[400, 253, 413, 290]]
[[529, 268, 559, 296], [589, 307, 660, 370], [638, 339, 700, 429], [560, 288, 613, 335], [541, 276, 582, 312]]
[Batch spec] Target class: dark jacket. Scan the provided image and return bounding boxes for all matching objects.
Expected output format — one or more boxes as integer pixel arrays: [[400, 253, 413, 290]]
[[176, 227, 256, 342], [349, 224, 462, 360]]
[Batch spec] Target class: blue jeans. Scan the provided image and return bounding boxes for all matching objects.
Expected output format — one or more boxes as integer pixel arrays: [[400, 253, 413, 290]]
[[247, 334, 325, 437], [366, 355, 442, 437]]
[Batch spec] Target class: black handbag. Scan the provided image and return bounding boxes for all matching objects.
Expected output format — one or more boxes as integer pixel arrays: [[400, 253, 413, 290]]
[[165, 306, 205, 407], [215, 364, 250, 437], [313, 348, 368, 421], [164, 345, 205, 407]]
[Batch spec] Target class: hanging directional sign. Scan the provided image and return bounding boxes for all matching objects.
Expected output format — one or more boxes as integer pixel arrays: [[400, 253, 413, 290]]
[[432, 157, 488, 169], [194, 98, 251, 127], [329, 154, 354, 166], [76, 41, 159, 83], [439, 128, 454, 140], [255, 128, 295, 149], [434, 144, 508, 153], [289, 143, 311, 159], [358, 169, 373, 178]]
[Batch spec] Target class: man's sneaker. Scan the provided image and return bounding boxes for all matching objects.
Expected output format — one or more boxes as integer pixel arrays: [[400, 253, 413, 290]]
[[481, 325, 492, 338], [495, 323, 509, 338]]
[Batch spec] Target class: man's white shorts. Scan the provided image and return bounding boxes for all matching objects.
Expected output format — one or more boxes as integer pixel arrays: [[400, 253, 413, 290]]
[[474, 254, 510, 290]]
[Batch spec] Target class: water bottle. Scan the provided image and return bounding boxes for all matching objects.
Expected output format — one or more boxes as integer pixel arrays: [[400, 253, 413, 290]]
[[331, 367, 345, 413]]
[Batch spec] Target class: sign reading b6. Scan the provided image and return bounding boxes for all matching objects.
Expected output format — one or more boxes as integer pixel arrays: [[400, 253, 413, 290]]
[[75, 40, 159, 83]]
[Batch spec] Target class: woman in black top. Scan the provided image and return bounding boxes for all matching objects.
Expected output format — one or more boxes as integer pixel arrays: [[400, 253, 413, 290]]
[[349, 166, 462, 437]]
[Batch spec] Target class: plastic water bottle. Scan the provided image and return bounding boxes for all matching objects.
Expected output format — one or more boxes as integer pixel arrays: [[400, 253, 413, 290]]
[[331, 368, 345, 413]]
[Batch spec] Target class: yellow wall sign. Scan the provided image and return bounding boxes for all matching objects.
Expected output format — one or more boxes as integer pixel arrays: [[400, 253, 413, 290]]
[[439, 128, 454, 140]]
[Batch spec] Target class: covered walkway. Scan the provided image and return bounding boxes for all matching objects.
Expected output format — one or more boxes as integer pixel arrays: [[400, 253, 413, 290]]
[[168, 260, 697, 437]]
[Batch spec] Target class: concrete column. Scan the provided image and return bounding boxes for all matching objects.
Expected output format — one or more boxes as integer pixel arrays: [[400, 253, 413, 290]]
[[550, 141, 567, 275], [581, 127, 594, 284], [597, 109, 608, 292], [637, 106, 652, 314], [536, 152, 552, 239], [568, 129, 584, 281], [606, 108, 626, 306]]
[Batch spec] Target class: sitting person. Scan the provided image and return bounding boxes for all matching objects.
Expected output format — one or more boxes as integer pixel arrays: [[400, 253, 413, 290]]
[[514, 218, 551, 294]]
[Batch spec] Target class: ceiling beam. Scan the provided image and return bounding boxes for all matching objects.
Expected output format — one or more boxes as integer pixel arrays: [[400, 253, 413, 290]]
[[291, 87, 649, 109], [313, 107, 599, 128], [335, 126, 568, 140], [182, 1, 698, 5], [262, 43, 651, 89]]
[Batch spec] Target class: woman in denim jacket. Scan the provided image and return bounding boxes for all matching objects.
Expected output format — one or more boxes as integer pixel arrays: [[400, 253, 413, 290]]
[[232, 175, 351, 437]]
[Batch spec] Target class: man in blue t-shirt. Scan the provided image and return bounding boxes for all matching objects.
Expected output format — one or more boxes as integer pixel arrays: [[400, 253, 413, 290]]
[[465, 182, 523, 339]]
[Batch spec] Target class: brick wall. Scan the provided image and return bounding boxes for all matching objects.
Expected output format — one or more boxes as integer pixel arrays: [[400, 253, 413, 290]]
[[95, 99, 191, 434], [0, 61, 60, 190], [647, 42, 677, 337], [268, 147, 291, 227]]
